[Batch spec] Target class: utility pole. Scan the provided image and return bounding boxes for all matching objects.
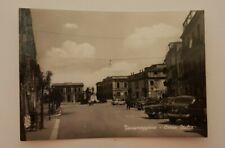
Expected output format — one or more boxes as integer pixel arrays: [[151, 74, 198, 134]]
[[109, 58, 112, 66]]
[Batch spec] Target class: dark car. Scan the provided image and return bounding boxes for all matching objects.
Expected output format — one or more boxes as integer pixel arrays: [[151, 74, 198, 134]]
[[189, 98, 207, 125], [126, 99, 136, 109], [167, 96, 196, 123], [144, 97, 174, 119], [136, 99, 146, 110], [136, 97, 160, 110]]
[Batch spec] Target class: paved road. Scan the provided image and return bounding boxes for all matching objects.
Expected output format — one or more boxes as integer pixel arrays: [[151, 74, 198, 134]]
[[54, 102, 203, 139]]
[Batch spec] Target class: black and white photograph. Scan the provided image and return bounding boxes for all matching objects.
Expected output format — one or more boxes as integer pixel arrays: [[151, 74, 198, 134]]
[[19, 8, 207, 140]]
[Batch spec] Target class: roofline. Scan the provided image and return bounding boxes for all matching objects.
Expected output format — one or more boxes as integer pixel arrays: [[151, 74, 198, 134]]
[[52, 82, 84, 87]]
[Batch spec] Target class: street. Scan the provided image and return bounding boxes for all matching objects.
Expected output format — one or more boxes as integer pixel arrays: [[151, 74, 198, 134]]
[[55, 102, 203, 139]]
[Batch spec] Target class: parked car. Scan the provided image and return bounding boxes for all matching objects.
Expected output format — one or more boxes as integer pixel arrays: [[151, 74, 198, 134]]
[[112, 98, 125, 105], [118, 99, 126, 105], [136, 97, 160, 110], [167, 95, 196, 123], [136, 99, 146, 110], [126, 99, 136, 109], [145, 97, 175, 119], [189, 98, 207, 125], [112, 99, 119, 105]]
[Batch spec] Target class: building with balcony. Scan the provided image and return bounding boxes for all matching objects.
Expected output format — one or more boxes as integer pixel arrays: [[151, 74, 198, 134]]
[[164, 41, 182, 96], [128, 64, 167, 100], [180, 10, 206, 100], [164, 10, 206, 100]]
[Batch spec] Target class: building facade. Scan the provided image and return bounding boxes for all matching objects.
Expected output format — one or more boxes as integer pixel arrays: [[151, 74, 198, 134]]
[[52, 83, 84, 102], [128, 64, 167, 100], [164, 10, 206, 100], [19, 8, 44, 140], [96, 76, 128, 101], [164, 42, 182, 96]]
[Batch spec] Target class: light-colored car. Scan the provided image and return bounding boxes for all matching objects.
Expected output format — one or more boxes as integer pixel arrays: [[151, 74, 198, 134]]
[[118, 99, 126, 105], [112, 99, 119, 105]]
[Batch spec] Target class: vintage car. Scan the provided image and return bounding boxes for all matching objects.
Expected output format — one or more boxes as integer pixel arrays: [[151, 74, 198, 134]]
[[189, 98, 207, 125], [126, 99, 136, 109], [144, 97, 175, 119], [112, 99, 119, 105], [112, 98, 125, 105], [136, 97, 160, 110], [118, 99, 126, 105], [136, 99, 146, 110], [167, 95, 196, 123]]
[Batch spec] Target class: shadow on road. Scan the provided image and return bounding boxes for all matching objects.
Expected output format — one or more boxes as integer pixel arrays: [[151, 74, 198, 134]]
[[184, 126, 208, 137], [159, 120, 192, 126], [61, 112, 74, 116], [140, 116, 150, 119]]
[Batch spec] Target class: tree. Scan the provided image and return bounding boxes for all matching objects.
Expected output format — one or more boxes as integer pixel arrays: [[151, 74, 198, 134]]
[[39, 70, 53, 128]]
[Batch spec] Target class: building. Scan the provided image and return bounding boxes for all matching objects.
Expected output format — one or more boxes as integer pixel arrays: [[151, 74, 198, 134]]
[[96, 82, 104, 102], [180, 10, 206, 100], [52, 83, 84, 102], [164, 10, 206, 100], [164, 41, 182, 96], [96, 76, 128, 101], [19, 8, 43, 140], [128, 64, 167, 100]]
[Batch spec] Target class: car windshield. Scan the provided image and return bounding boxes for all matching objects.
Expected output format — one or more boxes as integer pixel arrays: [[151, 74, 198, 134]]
[[174, 97, 194, 104]]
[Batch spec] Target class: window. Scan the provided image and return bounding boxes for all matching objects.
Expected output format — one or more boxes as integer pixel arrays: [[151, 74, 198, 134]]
[[163, 68, 166, 74], [117, 82, 120, 88], [124, 82, 127, 88], [135, 81, 139, 88], [189, 38, 193, 48], [136, 92, 139, 98], [197, 24, 201, 39], [150, 80, 154, 86], [186, 38, 189, 47]]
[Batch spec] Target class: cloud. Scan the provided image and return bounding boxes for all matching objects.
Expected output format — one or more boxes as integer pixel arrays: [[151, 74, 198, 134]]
[[40, 40, 96, 72], [64, 23, 79, 29], [124, 23, 180, 50], [51, 61, 138, 89], [46, 40, 95, 58], [95, 61, 138, 78]]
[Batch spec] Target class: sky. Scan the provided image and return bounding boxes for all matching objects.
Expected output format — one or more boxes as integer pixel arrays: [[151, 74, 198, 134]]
[[31, 9, 188, 88]]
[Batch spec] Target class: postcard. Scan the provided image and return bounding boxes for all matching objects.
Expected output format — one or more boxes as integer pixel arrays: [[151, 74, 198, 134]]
[[19, 8, 207, 140]]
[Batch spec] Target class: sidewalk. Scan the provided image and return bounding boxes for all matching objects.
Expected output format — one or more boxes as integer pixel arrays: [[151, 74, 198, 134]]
[[26, 117, 58, 140], [26, 104, 61, 141]]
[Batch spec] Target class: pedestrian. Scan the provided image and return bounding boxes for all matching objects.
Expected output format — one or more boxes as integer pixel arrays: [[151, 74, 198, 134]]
[[126, 98, 131, 110]]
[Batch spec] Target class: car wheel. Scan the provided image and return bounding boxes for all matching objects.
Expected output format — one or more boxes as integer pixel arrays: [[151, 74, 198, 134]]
[[169, 118, 176, 123], [157, 112, 164, 119], [148, 114, 153, 119]]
